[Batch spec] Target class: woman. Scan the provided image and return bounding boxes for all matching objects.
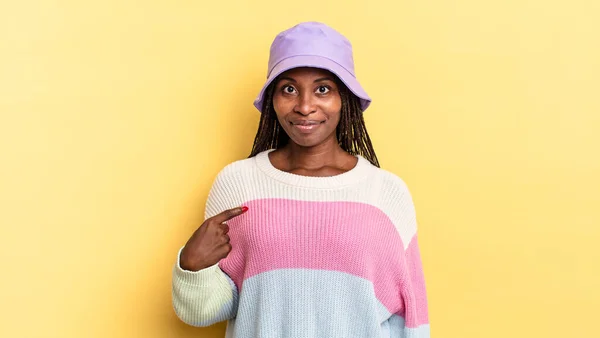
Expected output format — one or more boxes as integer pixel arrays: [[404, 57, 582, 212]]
[[172, 22, 430, 338]]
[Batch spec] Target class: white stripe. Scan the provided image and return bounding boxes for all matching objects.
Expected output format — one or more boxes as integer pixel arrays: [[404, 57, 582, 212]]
[[205, 150, 418, 248]]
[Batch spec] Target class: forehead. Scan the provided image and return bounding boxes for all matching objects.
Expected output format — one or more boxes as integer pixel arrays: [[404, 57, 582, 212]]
[[278, 67, 335, 80]]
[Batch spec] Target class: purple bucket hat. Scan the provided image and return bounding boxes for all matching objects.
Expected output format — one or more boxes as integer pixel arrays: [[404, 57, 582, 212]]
[[253, 22, 371, 113]]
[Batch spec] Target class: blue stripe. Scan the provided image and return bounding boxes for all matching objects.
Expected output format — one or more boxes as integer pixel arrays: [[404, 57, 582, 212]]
[[221, 269, 428, 338]]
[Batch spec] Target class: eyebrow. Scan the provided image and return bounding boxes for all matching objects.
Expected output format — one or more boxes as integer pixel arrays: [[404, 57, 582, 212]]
[[277, 76, 335, 83], [314, 77, 335, 83]]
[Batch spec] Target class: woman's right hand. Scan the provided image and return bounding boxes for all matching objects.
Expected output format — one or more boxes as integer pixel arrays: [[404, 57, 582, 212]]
[[179, 206, 248, 271]]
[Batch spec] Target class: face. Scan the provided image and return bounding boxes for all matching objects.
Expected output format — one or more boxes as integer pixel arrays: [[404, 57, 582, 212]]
[[272, 67, 342, 148]]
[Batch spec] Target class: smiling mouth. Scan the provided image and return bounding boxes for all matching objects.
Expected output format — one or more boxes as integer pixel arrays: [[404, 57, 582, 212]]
[[290, 120, 325, 132]]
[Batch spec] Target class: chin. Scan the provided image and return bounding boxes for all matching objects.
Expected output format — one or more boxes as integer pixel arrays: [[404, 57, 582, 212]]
[[288, 137, 322, 148]]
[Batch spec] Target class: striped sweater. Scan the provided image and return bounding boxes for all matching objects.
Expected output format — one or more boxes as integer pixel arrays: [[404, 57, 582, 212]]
[[172, 149, 430, 337]]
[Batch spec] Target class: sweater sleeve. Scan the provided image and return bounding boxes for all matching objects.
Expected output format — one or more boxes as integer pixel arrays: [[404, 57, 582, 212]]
[[396, 234, 430, 337], [388, 176, 430, 337], [171, 168, 240, 327]]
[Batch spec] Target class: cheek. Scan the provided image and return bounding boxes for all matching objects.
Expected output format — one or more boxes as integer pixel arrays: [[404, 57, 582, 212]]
[[272, 95, 282, 112], [272, 94, 293, 112], [324, 97, 342, 124], [272, 96, 289, 125]]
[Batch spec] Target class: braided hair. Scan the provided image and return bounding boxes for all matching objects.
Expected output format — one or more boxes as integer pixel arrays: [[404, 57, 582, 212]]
[[249, 75, 380, 168]]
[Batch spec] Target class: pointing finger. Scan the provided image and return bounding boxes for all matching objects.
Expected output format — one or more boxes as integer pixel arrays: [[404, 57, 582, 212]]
[[211, 206, 248, 224]]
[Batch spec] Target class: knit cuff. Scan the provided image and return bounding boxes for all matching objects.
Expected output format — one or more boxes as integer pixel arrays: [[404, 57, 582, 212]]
[[174, 246, 220, 286]]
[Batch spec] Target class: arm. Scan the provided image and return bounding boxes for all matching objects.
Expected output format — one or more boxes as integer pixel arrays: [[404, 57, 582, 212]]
[[171, 248, 239, 326], [387, 176, 430, 337], [396, 233, 430, 337], [171, 169, 240, 327]]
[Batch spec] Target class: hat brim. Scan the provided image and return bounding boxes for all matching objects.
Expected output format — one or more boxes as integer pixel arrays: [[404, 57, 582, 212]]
[[253, 55, 371, 113]]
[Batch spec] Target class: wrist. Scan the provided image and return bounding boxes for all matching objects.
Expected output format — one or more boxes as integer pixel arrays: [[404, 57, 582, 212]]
[[179, 249, 210, 272]]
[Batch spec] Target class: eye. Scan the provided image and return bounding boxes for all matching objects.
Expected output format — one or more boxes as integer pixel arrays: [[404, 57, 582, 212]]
[[316, 85, 330, 94], [282, 85, 297, 94]]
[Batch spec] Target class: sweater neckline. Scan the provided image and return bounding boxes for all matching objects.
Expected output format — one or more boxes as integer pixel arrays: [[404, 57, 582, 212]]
[[254, 149, 371, 189]]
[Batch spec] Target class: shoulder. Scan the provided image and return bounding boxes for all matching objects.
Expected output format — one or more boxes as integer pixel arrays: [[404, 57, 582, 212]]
[[363, 162, 419, 240], [203, 155, 258, 219], [207, 155, 260, 195], [362, 159, 414, 200], [375, 166, 411, 191], [214, 156, 257, 180], [376, 167, 416, 213]]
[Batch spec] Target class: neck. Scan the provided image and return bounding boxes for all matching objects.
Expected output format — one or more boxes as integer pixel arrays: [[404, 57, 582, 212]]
[[280, 137, 347, 170]]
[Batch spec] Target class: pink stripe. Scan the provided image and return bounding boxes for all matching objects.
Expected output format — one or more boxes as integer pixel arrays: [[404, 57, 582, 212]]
[[219, 198, 428, 326], [399, 235, 429, 326]]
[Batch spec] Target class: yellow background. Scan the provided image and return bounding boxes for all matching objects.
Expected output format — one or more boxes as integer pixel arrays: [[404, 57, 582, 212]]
[[1, 1, 599, 337]]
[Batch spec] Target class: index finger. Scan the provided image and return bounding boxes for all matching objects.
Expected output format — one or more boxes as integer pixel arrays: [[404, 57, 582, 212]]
[[210, 206, 248, 224]]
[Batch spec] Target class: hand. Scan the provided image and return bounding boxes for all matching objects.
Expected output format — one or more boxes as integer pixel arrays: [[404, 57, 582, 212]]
[[179, 206, 248, 271]]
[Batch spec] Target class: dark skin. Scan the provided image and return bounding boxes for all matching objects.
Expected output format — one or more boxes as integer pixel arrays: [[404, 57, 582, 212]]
[[269, 67, 358, 176], [180, 67, 356, 271], [180, 206, 245, 271]]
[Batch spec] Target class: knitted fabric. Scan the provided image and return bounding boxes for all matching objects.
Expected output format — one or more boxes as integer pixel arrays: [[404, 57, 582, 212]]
[[172, 149, 430, 338]]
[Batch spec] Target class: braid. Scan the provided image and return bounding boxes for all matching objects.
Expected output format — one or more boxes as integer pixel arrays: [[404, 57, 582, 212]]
[[335, 82, 380, 167], [249, 83, 289, 152], [249, 76, 380, 168]]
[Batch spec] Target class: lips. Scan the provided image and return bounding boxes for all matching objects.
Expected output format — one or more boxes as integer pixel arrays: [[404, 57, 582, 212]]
[[290, 120, 324, 133], [291, 120, 323, 126]]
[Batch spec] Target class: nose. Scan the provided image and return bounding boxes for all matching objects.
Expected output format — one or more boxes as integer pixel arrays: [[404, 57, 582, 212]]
[[294, 92, 317, 116]]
